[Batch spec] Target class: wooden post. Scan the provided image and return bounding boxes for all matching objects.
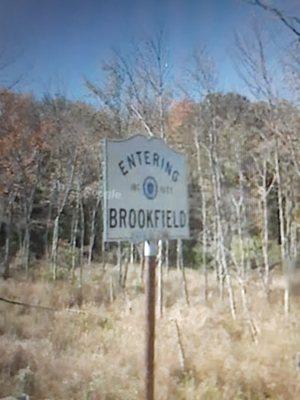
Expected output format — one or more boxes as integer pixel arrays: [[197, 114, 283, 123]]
[[144, 241, 157, 400]]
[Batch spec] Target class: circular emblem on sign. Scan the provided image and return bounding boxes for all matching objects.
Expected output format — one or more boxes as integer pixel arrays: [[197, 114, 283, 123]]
[[143, 176, 158, 200]]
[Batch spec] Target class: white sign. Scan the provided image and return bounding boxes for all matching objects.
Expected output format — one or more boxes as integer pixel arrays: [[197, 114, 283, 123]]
[[103, 134, 189, 242]]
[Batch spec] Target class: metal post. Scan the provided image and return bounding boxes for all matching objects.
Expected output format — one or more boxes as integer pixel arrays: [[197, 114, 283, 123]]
[[144, 240, 157, 400]]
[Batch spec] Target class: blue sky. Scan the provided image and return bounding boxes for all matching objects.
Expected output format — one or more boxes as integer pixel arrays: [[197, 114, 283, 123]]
[[0, 0, 298, 102]]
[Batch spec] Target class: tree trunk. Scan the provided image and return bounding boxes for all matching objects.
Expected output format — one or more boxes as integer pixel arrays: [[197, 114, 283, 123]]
[[51, 215, 60, 280], [195, 132, 208, 301], [176, 238, 182, 271], [22, 184, 36, 275], [157, 239, 163, 317], [88, 199, 99, 267], [165, 240, 169, 274], [3, 201, 13, 279], [262, 196, 270, 289], [52, 155, 77, 280], [177, 239, 189, 306], [79, 198, 85, 286], [202, 194, 208, 302], [71, 193, 80, 281], [122, 255, 130, 289], [117, 241, 122, 286], [232, 196, 246, 280], [174, 319, 186, 371], [275, 145, 289, 314], [130, 243, 134, 265], [22, 226, 30, 276], [208, 127, 236, 319], [45, 183, 56, 259], [253, 156, 276, 296]]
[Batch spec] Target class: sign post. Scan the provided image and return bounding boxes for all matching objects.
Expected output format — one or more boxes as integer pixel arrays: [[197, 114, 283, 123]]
[[103, 135, 189, 400], [144, 241, 157, 400]]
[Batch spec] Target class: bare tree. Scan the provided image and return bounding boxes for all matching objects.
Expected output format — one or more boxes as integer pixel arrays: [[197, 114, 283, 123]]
[[85, 58, 127, 137], [234, 22, 276, 104], [184, 46, 219, 302], [253, 154, 276, 292], [51, 155, 77, 280], [207, 123, 237, 319], [244, 0, 300, 39]]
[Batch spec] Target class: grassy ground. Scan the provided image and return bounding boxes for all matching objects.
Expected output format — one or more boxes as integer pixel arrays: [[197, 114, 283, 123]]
[[0, 264, 299, 400]]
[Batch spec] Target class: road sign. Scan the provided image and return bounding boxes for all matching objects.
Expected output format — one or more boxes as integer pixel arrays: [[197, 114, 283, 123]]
[[103, 134, 189, 242]]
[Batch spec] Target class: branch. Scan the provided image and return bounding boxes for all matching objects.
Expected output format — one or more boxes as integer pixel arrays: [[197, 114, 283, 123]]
[[245, 0, 300, 39], [266, 173, 276, 196], [0, 296, 101, 317], [129, 104, 154, 136]]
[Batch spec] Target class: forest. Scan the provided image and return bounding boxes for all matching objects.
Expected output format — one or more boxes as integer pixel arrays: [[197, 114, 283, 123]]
[[0, 1, 299, 399]]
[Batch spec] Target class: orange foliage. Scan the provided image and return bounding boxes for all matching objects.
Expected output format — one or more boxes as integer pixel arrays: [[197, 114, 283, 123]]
[[168, 99, 195, 129], [0, 90, 50, 196]]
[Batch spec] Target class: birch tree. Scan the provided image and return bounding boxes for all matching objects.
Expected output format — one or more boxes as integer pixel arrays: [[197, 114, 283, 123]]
[[187, 47, 218, 301]]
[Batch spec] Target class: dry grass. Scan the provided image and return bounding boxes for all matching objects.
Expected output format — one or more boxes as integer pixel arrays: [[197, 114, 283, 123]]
[[0, 264, 299, 400]]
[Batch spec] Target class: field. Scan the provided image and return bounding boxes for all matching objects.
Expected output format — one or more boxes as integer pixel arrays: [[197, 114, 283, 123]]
[[0, 264, 300, 400]]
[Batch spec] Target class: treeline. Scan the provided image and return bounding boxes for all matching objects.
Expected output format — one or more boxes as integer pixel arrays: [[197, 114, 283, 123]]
[[0, 24, 299, 316], [0, 90, 299, 268]]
